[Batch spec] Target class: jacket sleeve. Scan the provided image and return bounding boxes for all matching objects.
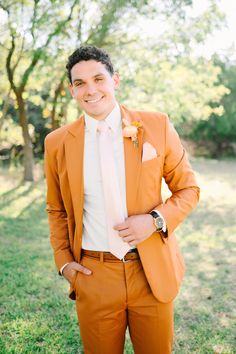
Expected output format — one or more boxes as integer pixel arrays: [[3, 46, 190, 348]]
[[154, 114, 200, 239], [44, 137, 74, 273]]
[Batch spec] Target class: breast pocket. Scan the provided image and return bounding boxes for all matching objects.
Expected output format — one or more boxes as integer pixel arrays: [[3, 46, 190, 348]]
[[141, 155, 163, 172], [141, 156, 163, 190]]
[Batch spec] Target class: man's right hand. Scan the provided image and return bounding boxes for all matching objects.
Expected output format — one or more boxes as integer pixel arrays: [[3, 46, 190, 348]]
[[62, 261, 92, 285]]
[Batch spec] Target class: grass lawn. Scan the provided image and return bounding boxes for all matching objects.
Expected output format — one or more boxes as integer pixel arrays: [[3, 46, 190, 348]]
[[0, 159, 235, 353]]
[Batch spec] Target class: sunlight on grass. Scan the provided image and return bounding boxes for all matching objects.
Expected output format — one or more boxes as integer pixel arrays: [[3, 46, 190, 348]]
[[172, 159, 236, 354], [0, 159, 235, 354], [0, 182, 46, 218]]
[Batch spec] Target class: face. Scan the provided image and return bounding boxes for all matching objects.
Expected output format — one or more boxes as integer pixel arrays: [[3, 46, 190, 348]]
[[69, 60, 120, 120]]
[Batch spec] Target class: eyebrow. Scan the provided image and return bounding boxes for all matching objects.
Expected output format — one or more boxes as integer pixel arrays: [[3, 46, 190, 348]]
[[72, 73, 105, 84]]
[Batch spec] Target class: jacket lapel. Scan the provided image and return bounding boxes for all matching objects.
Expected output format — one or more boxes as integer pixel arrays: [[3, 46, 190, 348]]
[[120, 105, 143, 216], [64, 116, 85, 259]]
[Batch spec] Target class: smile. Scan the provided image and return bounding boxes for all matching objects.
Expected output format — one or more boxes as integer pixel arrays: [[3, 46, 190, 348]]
[[85, 96, 104, 103]]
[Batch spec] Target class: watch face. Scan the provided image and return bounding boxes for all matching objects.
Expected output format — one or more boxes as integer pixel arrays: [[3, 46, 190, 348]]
[[155, 216, 164, 230]]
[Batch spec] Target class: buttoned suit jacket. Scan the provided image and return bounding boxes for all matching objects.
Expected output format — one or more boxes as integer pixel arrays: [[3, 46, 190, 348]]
[[44, 104, 200, 303]]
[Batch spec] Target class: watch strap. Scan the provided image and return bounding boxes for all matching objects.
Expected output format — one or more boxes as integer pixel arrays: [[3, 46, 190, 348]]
[[150, 210, 168, 237]]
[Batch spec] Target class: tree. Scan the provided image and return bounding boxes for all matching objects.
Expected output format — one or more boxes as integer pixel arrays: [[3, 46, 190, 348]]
[[1, 0, 80, 180], [0, 0, 154, 180], [9, 0, 197, 134], [190, 58, 236, 156], [0, 0, 227, 175], [102, 0, 228, 145]]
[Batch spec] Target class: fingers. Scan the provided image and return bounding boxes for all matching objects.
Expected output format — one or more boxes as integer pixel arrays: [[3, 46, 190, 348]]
[[114, 224, 127, 231], [73, 263, 92, 275], [62, 262, 92, 287], [63, 262, 92, 282], [122, 235, 136, 245], [128, 241, 137, 246], [113, 218, 130, 230], [117, 227, 136, 245], [118, 229, 131, 237]]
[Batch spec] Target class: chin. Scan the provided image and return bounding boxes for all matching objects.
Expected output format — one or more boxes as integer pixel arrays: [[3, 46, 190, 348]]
[[86, 110, 104, 120]]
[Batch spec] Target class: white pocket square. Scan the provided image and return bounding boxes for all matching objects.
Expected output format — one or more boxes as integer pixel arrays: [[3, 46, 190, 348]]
[[142, 142, 157, 162]]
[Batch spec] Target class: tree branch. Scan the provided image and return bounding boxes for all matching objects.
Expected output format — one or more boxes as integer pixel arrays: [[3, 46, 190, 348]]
[[0, 2, 9, 12], [19, 0, 79, 91], [6, 30, 18, 95], [31, 0, 40, 44], [43, 0, 78, 48], [86, 0, 127, 46], [76, 0, 87, 44], [51, 73, 67, 130], [0, 88, 12, 140], [12, 35, 25, 74]]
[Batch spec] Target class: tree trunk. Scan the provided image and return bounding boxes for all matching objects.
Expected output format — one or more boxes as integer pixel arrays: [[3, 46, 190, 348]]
[[51, 79, 65, 130], [61, 103, 68, 125], [16, 92, 34, 181], [0, 89, 11, 142]]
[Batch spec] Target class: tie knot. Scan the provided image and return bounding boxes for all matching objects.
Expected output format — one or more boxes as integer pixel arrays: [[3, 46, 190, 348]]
[[97, 120, 109, 133]]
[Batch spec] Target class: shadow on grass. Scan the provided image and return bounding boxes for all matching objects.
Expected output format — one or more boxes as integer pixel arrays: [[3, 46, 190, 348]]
[[0, 181, 23, 198], [0, 179, 44, 212], [173, 195, 236, 353], [192, 158, 236, 183], [1, 160, 236, 353], [0, 195, 85, 354]]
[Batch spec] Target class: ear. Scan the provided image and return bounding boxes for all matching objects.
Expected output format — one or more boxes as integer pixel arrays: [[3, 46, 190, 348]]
[[69, 84, 75, 98], [112, 72, 120, 89]]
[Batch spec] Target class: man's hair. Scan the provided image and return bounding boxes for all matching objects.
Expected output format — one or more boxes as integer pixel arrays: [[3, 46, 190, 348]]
[[66, 46, 114, 83]]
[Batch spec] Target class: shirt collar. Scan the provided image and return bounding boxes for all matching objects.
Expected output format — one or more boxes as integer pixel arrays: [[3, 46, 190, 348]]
[[84, 102, 121, 136]]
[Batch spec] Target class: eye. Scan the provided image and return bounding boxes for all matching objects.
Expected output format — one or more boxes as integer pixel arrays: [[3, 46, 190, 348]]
[[95, 77, 103, 82], [74, 82, 83, 87]]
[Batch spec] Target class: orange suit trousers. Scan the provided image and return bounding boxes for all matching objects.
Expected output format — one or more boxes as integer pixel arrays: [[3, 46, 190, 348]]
[[74, 254, 174, 354]]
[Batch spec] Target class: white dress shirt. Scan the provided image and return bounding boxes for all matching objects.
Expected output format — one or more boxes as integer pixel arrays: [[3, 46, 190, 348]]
[[82, 102, 128, 251]]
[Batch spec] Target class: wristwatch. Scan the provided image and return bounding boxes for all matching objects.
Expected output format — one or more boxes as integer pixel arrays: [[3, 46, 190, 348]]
[[149, 210, 165, 232]]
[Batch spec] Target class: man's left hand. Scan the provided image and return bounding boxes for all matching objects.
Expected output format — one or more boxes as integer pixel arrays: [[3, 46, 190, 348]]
[[114, 214, 156, 246]]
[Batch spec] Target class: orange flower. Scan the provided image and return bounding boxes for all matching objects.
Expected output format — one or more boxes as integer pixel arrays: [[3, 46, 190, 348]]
[[122, 119, 142, 148], [123, 125, 138, 138]]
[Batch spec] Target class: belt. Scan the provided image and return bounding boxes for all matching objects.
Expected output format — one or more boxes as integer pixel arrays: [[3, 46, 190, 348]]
[[81, 248, 140, 262]]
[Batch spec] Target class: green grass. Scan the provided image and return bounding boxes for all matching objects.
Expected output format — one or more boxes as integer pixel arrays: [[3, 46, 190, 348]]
[[0, 159, 235, 353]]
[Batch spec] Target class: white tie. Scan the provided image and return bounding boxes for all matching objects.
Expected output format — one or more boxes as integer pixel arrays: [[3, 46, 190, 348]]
[[97, 120, 130, 259]]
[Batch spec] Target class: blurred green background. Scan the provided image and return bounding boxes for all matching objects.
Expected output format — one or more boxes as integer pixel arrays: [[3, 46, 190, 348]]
[[0, 0, 235, 353], [0, 0, 236, 181]]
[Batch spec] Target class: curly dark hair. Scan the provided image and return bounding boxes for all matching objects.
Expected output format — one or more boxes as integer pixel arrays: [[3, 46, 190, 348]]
[[66, 46, 114, 83]]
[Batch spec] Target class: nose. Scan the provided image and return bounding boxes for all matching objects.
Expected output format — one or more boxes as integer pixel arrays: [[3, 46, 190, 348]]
[[85, 82, 97, 96]]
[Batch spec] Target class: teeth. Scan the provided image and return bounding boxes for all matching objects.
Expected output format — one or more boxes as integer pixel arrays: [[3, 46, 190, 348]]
[[85, 97, 102, 103]]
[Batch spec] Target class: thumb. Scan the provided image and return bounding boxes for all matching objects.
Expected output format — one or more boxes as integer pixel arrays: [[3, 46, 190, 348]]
[[74, 262, 92, 275]]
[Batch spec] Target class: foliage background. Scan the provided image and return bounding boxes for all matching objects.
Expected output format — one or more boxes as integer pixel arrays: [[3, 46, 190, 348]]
[[0, 0, 236, 181]]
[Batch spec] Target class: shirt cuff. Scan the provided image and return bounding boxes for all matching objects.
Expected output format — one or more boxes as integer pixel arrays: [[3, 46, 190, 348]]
[[152, 209, 167, 232], [60, 263, 69, 275]]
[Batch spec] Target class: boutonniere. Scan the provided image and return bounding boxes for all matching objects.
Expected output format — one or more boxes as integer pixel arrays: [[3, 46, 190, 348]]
[[122, 118, 142, 148]]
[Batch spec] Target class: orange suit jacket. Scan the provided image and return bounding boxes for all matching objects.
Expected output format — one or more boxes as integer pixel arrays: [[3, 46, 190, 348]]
[[44, 104, 200, 303]]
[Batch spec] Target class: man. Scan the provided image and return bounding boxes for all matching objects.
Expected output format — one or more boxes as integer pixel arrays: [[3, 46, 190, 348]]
[[44, 46, 200, 354]]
